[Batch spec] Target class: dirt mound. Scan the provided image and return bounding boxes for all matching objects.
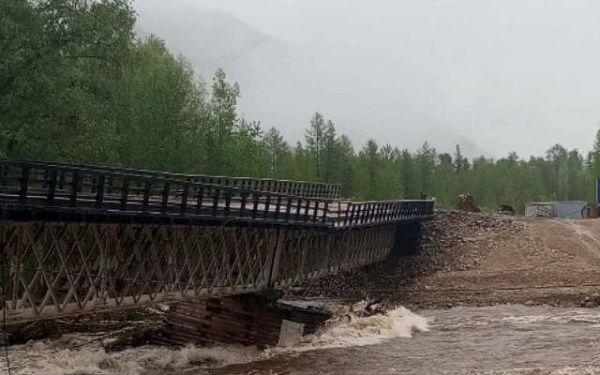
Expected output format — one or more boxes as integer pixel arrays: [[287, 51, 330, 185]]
[[292, 211, 600, 309]]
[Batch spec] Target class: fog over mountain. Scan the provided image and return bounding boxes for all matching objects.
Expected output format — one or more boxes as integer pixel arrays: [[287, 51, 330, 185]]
[[134, 0, 600, 158]]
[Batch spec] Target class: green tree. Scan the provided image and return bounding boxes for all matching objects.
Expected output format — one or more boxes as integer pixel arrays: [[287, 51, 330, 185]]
[[205, 69, 240, 174], [116, 37, 204, 171], [305, 112, 326, 180], [0, 0, 136, 160], [262, 127, 290, 178], [355, 139, 380, 200]]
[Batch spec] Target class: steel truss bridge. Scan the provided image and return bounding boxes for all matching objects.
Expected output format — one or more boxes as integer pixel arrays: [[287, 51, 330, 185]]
[[0, 160, 434, 323]]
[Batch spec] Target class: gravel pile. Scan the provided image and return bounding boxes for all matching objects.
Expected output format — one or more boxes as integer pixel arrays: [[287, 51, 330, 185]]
[[289, 210, 529, 304], [417, 210, 528, 273]]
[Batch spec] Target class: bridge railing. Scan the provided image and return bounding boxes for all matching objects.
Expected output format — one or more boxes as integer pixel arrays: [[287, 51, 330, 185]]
[[327, 200, 434, 226], [0, 161, 336, 226], [0, 161, 434, 227], [9, 160, 342, 199]]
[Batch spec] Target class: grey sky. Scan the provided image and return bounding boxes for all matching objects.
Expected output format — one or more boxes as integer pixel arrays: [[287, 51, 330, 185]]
[[134, 0, 600, 158]]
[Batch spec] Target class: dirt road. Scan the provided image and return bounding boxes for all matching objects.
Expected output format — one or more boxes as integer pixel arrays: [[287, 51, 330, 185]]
[[396, 214, 600, 308]]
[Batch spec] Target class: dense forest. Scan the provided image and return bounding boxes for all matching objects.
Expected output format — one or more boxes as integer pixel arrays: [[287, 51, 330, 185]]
[[2, 0, 600, 212]]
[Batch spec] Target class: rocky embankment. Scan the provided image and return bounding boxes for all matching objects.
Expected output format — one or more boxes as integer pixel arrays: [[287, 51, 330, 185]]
[[292, 210, 600, 309]]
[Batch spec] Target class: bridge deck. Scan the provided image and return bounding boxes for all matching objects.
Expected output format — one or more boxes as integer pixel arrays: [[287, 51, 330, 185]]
[[0, 161, 433, 228]]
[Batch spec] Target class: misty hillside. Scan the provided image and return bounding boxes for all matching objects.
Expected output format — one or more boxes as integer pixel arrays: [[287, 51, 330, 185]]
[[135, 1, 284, 79], [134, 0, 485, 156]]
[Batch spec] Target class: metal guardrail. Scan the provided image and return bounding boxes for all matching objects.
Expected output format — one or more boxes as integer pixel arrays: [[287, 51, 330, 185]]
[[0, 161, 434, 228], [12, 159, 342, 200]]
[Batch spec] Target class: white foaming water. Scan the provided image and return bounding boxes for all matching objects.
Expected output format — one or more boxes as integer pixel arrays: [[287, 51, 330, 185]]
[[291, 306, 430, 350], [7, 304, 427, 374], [6, 332, 265, 375], [9, 343, 262, 375]]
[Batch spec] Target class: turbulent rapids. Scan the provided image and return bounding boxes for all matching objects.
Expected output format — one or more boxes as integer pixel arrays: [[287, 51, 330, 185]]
[[6, 304, 600, 375], [2, 303, 429, 375]]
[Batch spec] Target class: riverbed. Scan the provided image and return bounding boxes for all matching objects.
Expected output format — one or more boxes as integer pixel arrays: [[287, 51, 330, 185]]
[[4, 304, 600, 374]]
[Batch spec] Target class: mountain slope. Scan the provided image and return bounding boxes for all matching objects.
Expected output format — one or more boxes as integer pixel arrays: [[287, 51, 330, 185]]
[[133, 0, 475, 154]]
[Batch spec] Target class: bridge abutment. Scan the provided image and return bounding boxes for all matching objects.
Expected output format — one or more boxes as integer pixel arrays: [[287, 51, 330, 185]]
[[391, 221, 424, 256]]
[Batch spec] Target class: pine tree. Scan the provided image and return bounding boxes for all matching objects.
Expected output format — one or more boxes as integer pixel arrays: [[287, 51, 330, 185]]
[[262, 127, 290, 178], [305, 112, 326, 180]]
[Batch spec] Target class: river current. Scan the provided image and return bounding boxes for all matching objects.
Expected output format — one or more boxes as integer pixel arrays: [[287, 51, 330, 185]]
[[4, 304, 600, 374]]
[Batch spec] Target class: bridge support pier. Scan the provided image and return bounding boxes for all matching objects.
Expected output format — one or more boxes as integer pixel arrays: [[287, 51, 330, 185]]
[[151, 292, 331, 348]]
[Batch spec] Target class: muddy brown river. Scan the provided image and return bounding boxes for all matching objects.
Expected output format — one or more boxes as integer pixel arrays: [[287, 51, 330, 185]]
[[4, 304, 600, 374]]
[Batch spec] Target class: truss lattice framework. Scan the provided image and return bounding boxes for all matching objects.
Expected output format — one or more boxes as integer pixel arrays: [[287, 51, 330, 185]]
[[0, 220, 397, 322]]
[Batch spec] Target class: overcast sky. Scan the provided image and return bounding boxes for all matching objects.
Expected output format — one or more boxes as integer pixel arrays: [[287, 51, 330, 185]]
[[135, 0, 600, 158]]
